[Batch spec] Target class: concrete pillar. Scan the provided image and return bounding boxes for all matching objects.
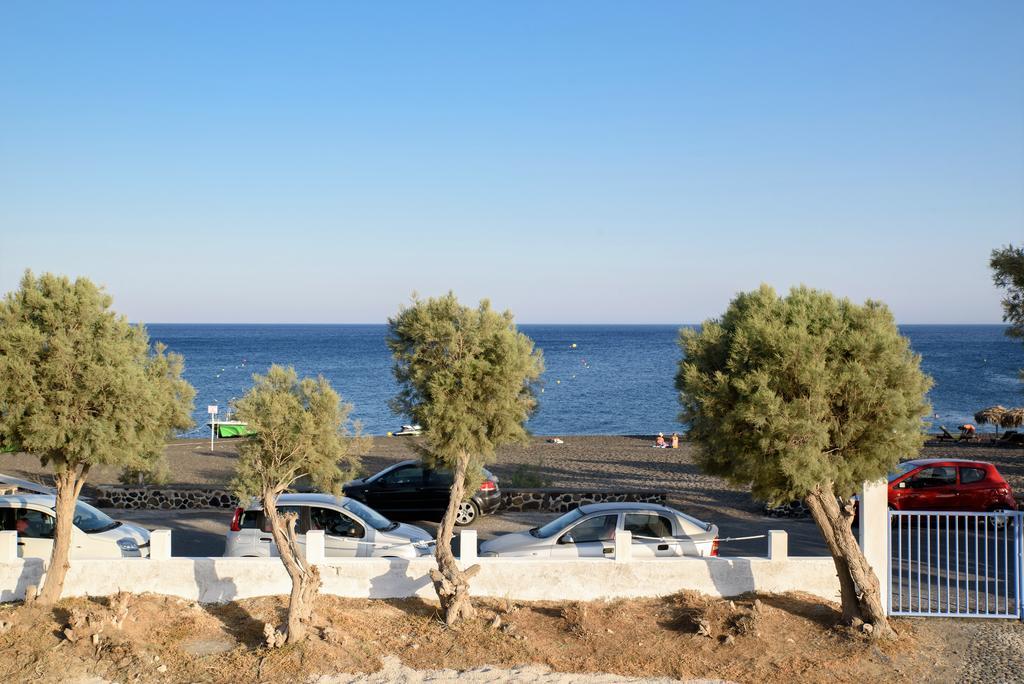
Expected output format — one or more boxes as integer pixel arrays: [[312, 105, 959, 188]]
[[305, 530, 325, 564], [767, 530, 788, 561], [0, 531, 17, 562], [859, 478, 888, 615], [614, 530, 632, 562], [459, 529, 477, 566], [149, 529, 172, 561]]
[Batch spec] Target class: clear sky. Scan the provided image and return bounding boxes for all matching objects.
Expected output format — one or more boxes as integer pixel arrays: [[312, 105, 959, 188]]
[[1, 2, 1022, 324]]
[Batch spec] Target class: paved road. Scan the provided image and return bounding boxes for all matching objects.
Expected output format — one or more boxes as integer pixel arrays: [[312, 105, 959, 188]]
[[104, 507, 830, 558]]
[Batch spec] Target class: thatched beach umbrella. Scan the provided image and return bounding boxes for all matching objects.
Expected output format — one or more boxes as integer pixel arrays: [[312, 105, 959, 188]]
[[999, 407, 1024, 430], [975, 405, 1008, 435]]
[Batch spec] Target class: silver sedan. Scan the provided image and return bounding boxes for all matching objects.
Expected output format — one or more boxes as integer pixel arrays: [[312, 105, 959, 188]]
[[479, 502, 719, 559]]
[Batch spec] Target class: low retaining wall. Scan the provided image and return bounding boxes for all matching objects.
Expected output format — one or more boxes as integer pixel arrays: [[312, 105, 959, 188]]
[[95, 486, 667, 512], [499, 489, 666, 512], [95, 486, 235, 510], [0, 555, 840, 604]]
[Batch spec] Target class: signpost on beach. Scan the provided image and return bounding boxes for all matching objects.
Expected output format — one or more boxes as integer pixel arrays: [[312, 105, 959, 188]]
[[208, 405, 218, 451]]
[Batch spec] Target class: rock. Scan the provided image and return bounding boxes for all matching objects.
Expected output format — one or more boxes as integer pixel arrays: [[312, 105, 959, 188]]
[[721, 634, 735, 645], [410, 643, 420, 650], [489, 615, 502, 630], [156, 665, 167, 673], [862, 623, 874, 635]]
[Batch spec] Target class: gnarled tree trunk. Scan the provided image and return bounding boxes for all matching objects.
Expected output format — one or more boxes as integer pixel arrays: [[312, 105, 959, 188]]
[[804, 482, 893, 638], [264, 490, 321, 645], [38, 464, 89, 605], [430, 452, 480, 625]]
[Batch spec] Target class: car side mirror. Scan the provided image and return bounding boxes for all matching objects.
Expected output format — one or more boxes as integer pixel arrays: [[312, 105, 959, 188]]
[[558, 533, 574, 545]]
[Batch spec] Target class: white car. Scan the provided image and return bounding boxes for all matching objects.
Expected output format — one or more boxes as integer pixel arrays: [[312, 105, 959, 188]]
[[479, 503, 719, 559], [0, 494, 151, 559], [225, 493, 434, 559]]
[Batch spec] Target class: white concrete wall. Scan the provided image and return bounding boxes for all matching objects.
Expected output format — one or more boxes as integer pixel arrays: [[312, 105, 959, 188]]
[[0, 554, 840, 604]]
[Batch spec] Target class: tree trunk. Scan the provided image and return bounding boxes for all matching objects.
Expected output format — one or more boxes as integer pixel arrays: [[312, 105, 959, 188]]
[[264, 490, 321, 645], [804, 483, 893, 638], [430, 452, 479, 626], [38, 465, 88, 606]]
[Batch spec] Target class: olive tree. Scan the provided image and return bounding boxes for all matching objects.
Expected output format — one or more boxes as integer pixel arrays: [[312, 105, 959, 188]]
[[0, 272, 195, 604], [231, 365, 366, 645], [677, 285, 931, 638], [387, 294, 543, 625]]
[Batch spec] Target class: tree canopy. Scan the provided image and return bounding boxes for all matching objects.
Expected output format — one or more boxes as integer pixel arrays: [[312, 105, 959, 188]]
[[387, 293, 544, 473], [0, 271, 195, 479], [991, 244, 1024, 341], [677, 284, 932, 503], [231, 365, 365, 500]]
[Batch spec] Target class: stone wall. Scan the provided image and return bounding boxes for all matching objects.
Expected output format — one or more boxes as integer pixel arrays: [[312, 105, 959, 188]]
[[500, 489, 666, 512], [95, 486, 236, 510], [95, 485, 666, 512]]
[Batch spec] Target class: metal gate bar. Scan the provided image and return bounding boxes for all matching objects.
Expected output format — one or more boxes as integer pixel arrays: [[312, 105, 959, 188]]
[[888, 510, 1022, 619]]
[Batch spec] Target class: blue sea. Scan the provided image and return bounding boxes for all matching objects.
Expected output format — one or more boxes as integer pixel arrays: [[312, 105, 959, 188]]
[[147, 324, 1023, 438]]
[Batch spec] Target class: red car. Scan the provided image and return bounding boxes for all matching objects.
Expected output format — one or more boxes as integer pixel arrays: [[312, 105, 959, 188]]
[[888, 459, 1017, 512]]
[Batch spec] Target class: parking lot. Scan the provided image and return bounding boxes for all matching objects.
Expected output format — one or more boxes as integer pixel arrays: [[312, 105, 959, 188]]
[[107, 506, 830, 558]]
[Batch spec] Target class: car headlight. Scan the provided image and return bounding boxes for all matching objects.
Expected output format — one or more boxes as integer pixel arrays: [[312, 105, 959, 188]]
[[117, 538, 139, 551]]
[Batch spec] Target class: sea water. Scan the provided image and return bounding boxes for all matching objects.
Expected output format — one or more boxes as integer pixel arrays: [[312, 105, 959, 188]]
[[147, 324, 1023, 437]]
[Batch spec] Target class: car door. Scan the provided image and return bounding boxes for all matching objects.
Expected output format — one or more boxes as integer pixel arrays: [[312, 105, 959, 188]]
[[900, 466, 958, 511], [309, 505, 364, 558], [957, 466, 991, 511], [364, 464, 425, 517], [12, 507, 57, 560], [421, 468, 454, 519], [624, 512, 680, 558], [257, 505, 306, 557], [550, 513, 618, 559]]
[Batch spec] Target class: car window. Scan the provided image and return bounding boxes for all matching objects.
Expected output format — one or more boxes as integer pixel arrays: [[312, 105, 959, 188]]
[[309, 506, 364, 538], [383, 465, 424, 486], [14, 508, 55, 539], [258, 505, 304, 533], [0, 507, 15, 532], [342, 499, 393, 531], [888, 462, 918, 482], [959, 467, 986, 485], [425, 469, 454, 487], [907, 466, 956, 488], [564, 514, 617, 543], [624, 514, 674, 540], [536, 509, 584, 538], [72, 501, 119, 533]]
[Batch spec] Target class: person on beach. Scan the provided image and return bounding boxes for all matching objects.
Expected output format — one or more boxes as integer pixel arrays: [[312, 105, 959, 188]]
[[655, 432, 666, 447], [671, 432, 679, 449]]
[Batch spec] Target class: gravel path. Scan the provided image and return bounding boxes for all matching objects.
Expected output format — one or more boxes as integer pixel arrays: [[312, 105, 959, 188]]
[[312, 656, 733, 684], [955, 620, 1024, 683]]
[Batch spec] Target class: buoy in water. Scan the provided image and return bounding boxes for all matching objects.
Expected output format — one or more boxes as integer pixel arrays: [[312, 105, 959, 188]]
[[570, 343, 577, 348]]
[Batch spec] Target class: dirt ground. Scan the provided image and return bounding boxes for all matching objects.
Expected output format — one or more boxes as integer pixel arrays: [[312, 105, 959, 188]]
[[0, 592, 967, 684]]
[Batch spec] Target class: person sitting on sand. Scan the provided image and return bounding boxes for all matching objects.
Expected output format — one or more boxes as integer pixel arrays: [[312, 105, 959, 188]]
[[655, 432, 666, 448], [959, 424, 976, 440], [671, 432, 679, 449]]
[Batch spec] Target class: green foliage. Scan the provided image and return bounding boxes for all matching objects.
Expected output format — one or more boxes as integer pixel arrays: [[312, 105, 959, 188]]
[[0, 271, 195, 477], [991, 244, 1024, 341], [386, 293, 544, 475], [231, 365, 366, 500], [676, 285, 932, 503]]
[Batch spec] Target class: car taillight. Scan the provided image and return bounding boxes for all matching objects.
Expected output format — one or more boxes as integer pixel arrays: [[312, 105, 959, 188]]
[[710, 537, 719, 557], [230, 507, 243, 532], [479, 480, 497, 492]]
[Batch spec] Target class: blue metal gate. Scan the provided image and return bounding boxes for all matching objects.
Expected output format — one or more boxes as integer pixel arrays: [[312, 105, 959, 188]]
[[889, 510, 1023, 619]]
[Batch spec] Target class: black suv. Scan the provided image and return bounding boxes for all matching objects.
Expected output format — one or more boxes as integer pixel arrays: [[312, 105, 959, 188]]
[[342, 459, 501, 526]]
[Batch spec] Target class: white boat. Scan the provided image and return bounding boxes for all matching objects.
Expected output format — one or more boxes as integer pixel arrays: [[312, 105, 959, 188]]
[[393, 424, 423, 436]]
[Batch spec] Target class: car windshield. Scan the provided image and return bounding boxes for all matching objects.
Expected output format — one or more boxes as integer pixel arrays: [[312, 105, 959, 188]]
[[534, 509, 585, 538], [342, 499, 394, 531], [73, 501, 119, 533], [888, 463, 919, 482]]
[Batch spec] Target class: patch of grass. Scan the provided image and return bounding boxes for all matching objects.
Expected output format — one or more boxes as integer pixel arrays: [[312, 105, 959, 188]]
[[508, 459, 552, 488]]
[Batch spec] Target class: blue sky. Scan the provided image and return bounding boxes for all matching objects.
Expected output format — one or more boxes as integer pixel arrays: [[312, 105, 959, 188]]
[[1, 2, 1022, 324]]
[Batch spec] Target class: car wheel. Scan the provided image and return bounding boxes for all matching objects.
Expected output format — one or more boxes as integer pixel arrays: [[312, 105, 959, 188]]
[[454, 501, 478, 526], [987, 509, 1011, 529]]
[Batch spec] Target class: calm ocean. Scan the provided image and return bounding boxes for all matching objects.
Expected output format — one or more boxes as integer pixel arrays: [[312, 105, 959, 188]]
[[147, 324, 1023, 438]]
